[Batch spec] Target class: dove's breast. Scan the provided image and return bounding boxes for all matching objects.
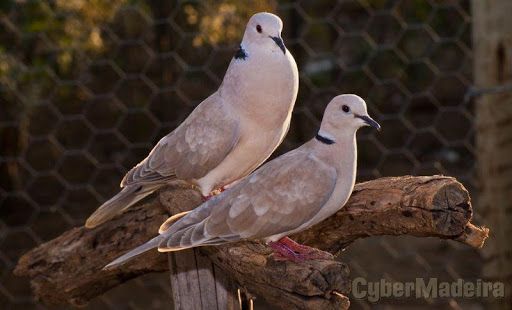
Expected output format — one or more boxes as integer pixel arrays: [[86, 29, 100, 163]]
[[195, 115, 291, 196], [221, 49, 299, 126], [304, 139, 358, 228], [195, 50, 299, 196], [276, 138, 358, 238]]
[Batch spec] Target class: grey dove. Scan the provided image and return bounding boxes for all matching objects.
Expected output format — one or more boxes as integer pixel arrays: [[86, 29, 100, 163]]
[[85, 12, 299, 228], [104, 94, 380, 268]]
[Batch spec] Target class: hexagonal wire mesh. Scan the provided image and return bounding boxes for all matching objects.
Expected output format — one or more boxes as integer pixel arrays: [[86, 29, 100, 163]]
[[0, 0, 482, 309]]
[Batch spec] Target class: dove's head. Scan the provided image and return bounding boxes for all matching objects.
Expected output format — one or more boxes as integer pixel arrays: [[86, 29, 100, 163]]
[[319, 94, 380, 140], [242, 12, 286, 54]]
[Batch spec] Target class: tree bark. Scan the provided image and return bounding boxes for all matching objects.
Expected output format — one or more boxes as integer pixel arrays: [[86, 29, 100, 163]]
[[14, 176, 488, 309], [473, 1, 512, 309]]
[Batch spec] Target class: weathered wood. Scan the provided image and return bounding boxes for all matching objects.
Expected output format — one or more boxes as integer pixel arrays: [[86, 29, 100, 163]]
[[199, 242, 351, 309], [169, 249, 203, 310], [162, 186, 238, 310], [12, 199, 170, 306], [168, 249, 238, 310], [14, 176, 488, 309], [213, 264, 238, 310], [293, 175, 486, 251], [473, 0, 512, 309]]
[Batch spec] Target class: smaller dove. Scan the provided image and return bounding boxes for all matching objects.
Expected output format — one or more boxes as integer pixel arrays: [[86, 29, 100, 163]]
[[105, 94, 380, 269], [85, 12, 298, 228]]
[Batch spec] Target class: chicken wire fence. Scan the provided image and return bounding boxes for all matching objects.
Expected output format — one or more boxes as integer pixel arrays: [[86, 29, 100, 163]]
[[0, 0, 481, 309]]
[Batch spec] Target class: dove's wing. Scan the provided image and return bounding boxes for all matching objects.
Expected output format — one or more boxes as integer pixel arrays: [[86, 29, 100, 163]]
[[158, 146, 337, 251], [121, 94, 240, 187]]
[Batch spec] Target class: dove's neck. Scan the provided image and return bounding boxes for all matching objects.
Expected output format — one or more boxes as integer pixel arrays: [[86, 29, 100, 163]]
[[313, 129, 358, 183]]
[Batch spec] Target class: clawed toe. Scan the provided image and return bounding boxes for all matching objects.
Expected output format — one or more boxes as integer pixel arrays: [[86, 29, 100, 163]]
[[203, 186, 227, 201]]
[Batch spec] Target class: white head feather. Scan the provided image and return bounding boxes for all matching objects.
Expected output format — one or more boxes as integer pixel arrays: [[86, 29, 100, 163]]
[[319, 94, 381, 142]]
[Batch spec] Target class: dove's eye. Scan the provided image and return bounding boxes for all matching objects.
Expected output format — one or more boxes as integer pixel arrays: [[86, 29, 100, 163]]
[[256, 25, 262, 33], [342, 105, 350, 113]]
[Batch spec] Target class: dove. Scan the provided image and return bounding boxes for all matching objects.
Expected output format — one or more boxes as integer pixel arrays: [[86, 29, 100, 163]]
[[85, 12, 299, 228], [104, 94, 381, 269]]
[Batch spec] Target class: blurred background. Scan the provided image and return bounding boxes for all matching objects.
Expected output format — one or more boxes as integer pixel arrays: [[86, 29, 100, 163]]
[[0, 0, 510, 309]]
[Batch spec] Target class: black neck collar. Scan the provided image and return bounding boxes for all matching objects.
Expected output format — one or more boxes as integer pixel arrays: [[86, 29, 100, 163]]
[[315, 133, 335, 145], [234, 45, 248, 60]]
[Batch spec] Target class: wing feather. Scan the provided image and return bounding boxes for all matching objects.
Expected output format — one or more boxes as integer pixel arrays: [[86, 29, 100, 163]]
[[157, 146, 337, 250], [121, 94, 240, 187], [218, 151, 337, 239]]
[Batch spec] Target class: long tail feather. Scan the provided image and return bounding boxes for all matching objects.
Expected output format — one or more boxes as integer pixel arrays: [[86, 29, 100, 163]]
[[103, 235, 162, 270], [85, 185, 156, 228]]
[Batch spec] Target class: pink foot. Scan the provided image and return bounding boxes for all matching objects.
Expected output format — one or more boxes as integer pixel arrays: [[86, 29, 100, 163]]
[[269, 237, 334, 262], [202, 186, 227, 202]]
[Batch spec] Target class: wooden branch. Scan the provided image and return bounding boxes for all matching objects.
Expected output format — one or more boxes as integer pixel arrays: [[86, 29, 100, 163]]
[[14, 176, 488, 309], [293, 175, 489, 251]]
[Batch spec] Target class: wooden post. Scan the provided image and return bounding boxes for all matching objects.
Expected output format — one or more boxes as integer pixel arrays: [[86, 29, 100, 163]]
[[160, 187, 241, 309], [168, 250, 239, 310], [472, 0, 512, 308]]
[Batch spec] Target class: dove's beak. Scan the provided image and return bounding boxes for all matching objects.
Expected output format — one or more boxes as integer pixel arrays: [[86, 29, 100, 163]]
[[355, 114, 381, 131], [270, 35, 286, 54]]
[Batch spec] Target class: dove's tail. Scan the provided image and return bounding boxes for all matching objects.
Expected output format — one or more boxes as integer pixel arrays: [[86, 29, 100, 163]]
[[104, 235, 162, 270], [104, 211, 195, 270], [85, 185, 158, 228]]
